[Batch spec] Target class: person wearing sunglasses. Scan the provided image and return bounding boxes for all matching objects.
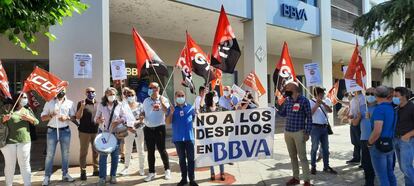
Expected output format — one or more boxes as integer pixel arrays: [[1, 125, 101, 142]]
[[75, 87, 99, 180]]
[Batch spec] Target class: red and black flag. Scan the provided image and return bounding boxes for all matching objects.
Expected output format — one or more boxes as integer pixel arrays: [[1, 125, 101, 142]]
[[132, 28, 168, 78], [344, 40, 367, 88], [210, 5, 241, 73], [272, 42, 297, 105], [176, 45, 195, 94], [186, 31, 216, 83]]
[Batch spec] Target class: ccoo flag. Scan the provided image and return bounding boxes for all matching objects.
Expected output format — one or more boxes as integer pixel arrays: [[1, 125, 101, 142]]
[[176, 45, 196, 94], [243, 71, 266, 97], [186, 32, 216, 83], [132, 28, 168, 78], [272, 42, 297, 105], [210, 5, 241, 73], [344, 41, 366, 88], [22, 67, 68, 101], [326, 81, 340, 105], [0, 60, 12, 98]]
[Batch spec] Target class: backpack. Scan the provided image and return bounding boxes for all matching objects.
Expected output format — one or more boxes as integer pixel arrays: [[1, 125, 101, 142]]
[[0, 123, 8, 148]]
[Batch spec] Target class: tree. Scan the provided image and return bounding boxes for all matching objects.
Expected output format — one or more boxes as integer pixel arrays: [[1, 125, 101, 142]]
[[353, 0, 414, 78], [0, 0, 88, 55]]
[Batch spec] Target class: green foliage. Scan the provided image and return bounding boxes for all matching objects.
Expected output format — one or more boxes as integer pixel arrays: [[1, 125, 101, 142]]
[[0, 0, 88, 55], [353, 0, 414, 78]]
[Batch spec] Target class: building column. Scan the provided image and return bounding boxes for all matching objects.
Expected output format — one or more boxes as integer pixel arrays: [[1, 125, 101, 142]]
[[49, 0, 110, 165], [313, 0, 333, 123], [243, 0, 267, 107], [362, 0, 372, 88]]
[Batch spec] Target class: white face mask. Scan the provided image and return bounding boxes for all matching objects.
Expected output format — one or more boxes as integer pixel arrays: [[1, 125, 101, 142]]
[[107, 95, 116, 102], [20, 98, 28, 107], [223, 91, 230, 97], [213, 96, 219, 104], [127, 96, 136, 103]]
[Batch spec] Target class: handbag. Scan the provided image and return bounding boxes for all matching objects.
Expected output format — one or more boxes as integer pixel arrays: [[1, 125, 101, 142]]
[[374, 110, 397, 153]]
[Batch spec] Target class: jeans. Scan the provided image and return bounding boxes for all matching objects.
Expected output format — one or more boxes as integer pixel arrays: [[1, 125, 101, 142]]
[[310, 125, 329, 169], [210, 164, 224, 175], [124, 129, 145, 170], [1, 143, 31, 186], [350, 125, 361, 161], [78, 132, 98, 172], [394, 138, 414, 186], [175, 141, 195, 181], [284, 130, 310, 181], [99, 140, 120, 178], [361, 140, 375, 186], [144, 125, 170, 173], [45, 127, 71, 177], [369, 146, 397, 186]]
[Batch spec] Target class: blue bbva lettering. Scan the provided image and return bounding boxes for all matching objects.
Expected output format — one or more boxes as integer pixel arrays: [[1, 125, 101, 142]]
[[213, 139, 271, 162], [281, 3, 308, 21]]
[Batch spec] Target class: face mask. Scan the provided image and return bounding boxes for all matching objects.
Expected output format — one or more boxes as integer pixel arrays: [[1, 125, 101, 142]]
[[223, 91, 230, 97], [148, 89, 153, 96], [392, 97, 400, 105], [213, 96, 219, 104], [176, 97, 185, 104], [107, 95, 116, 102], [57, 91, 65, 99], [366, 95, 376, 103], [87, 92, 96, 100], [127, 96, 136, 103], [20, 98, 28, 107], [284, 91, 293, 97]]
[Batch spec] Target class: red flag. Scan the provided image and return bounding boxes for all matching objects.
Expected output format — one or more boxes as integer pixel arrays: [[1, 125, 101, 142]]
[[132, 28, 168, 78], [210, 5, 241, 73], [210, 68, 223, 95], [186, 32, 216, 82], [272, 42, 297, 105], [0, 60, 11, 98], [176, 45, 195, 94], [22, 67, 68, 101], [243, 71, 266, 96], [28, 91, 40, 110], [327, 81, 340, 105], [344, 41, 366, 88]]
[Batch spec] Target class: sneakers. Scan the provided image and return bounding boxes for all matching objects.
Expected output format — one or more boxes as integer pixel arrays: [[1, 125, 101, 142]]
[[42, 176, 50, 186], [98, 178, 106, 186], [80, 170, 87, 180], [92, 171, 99, 176], [138, 169, 145, 176], [165, 169, 172, 180], [177, 179, 188, 186], [190, 181, 199, 186], [144, 173, 156, 182], [286, 177, 300, 185], [62, 174, 75, 182], [311, 167, 317, 175], [323, 166, 338, 174], [120, 167, 129, 176], [110, 176, 117, 184]]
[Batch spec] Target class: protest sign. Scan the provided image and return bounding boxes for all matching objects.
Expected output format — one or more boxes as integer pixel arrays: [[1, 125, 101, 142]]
[[74, 53, 92, 78], [111, 59, 127, 80], [231, 84, 246, 100], [194, 107, 275, 167], [343, 66, 364, 92], [304, 63, 322, 87]]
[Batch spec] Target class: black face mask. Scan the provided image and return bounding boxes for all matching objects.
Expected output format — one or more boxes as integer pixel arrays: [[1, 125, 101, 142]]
[[57, 91, 66, 99], [284, 91, 293, 97]]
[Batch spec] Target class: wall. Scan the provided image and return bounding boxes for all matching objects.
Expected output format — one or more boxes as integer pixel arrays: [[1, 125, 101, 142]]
[[0, 33, 49, 60]]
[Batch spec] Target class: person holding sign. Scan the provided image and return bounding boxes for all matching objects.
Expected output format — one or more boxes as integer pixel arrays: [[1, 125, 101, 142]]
[[309, 87, 337, 175], [165, 90, 198, 186], [219, 86, 239, 111], [277, 82, 312, 186], [41, 89, 76, 186], [142, 82, 171, 182], [1, 92, 39, 186]]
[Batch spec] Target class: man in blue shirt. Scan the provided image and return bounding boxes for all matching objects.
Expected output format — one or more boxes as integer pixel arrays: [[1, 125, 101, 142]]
[[219, 86, 239, 111], [166, 90, 198, 186], [277, 82, 312, 186]]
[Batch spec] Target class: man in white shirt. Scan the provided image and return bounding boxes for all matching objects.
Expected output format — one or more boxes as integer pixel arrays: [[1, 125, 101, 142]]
[[219, 86, 239, 111], [347, 91, 365, 165], [40, 89, 76, 186], [309, 87, 337, 175], [194, 86, 206, 113]]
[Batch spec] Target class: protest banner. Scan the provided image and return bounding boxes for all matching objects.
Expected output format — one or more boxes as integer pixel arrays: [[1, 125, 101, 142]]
[[194, 107, 275, 167], [111, 59, 127, 80], [304, 63, 322, 87], [74, 53, 92, 78]]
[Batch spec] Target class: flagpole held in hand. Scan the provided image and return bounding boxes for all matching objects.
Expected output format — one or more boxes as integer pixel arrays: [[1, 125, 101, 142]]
[[10, 92, 23, 113], [161, 67, 175, 97]]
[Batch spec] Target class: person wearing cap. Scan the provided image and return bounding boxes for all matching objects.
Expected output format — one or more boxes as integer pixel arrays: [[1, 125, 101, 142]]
[[309, 87, 337, 175], [40, 89, 76, 186], [277, 82, 312, 186]]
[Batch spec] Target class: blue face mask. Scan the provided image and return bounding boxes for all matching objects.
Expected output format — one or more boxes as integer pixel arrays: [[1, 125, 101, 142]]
[[366, 95, 376, 103], [87, 92, 96, 100], [148, 89, 153, 96], [176, 97, 185, 104], [392, 97, 400, 105]]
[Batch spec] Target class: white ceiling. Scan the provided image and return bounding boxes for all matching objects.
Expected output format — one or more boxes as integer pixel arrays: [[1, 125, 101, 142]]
[[110, 0, 392, 70]]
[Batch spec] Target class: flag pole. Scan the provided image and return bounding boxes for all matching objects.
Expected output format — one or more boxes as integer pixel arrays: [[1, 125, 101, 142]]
[[360, 70, 369, 118], [161, 67, 175, 97], [10, 92, 23, 113], [296, 78, 316, 99]]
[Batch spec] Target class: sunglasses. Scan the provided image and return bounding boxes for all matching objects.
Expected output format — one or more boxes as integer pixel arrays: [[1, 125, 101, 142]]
[[176, 95, 185, 97], [87, 91, 95, 93], [365, 93, 374, 96]]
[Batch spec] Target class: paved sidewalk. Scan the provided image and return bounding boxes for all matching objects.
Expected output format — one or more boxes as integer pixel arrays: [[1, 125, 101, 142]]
[[0, 125, 405, 185]]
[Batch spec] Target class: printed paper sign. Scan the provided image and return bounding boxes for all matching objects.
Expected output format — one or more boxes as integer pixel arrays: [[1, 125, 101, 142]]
[[343, 66, 364, 92], [304, 63, 322, 87], [74, 53, 92, 78], [231, 84, 246, 100], [194, 108, 275, 167], [111, 59, 127, 80]]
